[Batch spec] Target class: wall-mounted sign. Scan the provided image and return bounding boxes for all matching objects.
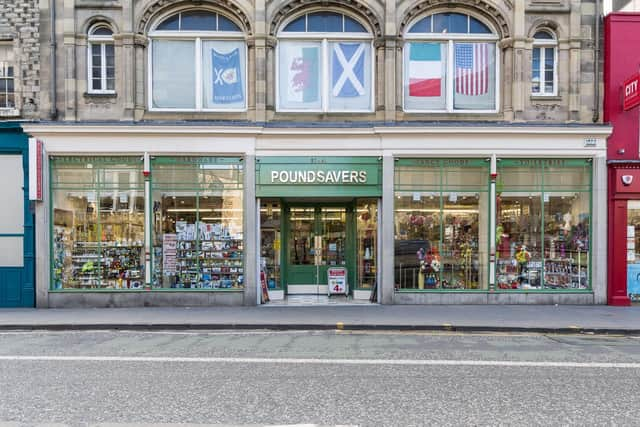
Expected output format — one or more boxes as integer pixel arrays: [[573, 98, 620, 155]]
[[623, 73, 640, 111], [270, 170, 367, 184], [256, 157, 382, 198]]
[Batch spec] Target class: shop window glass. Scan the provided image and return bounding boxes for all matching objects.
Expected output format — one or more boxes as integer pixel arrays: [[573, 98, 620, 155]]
[[496, 160, 591, 290], [151, 158, 243, 289], [260, 200, 282, 289], [394, 159, 489, 291], [627, 201, 640, 302], [357, 199, 377, 289], [51, 158, 144, 290]]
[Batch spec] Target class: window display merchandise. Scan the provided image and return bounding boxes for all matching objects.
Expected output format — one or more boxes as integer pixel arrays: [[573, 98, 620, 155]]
[[357, 199, 377, 289], [151, 157, 244, 289], [260, 200, 281, 289], [394, 159, 489, 290], [495, 159, 591, 290], [51, 157, 145, 289]]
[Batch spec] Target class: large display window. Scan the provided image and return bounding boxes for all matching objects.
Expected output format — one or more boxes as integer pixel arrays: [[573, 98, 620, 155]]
[[151, 157, 244, 289], [394, 159, 489, 290], [496, 159, 591, 290], [51, 157, 145, 289]]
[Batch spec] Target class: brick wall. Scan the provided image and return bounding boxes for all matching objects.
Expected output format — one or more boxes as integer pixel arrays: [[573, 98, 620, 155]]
[[0, 0, 39, 119]]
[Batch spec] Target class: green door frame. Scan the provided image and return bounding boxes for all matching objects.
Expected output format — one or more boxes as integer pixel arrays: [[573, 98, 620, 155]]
[[281, 199, 357, 294]]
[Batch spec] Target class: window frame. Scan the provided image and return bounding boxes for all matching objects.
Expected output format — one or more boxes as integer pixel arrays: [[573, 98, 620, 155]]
[[275, 11, 375, 113], [87, 24, 116, 95], [0, 62, 15, 110], [402, 14, 500, 114], [531, 30, 558, 97], [147, 10, 248, 113]]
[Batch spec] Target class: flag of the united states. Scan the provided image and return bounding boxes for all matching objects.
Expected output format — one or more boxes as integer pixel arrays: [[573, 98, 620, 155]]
[[455, 43, 489, 96]]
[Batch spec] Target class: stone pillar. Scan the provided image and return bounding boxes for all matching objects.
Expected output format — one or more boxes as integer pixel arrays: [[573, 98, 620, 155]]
[[121, 33, 136, 120], [501, 40, 514, 121], [381, 154, 394, 304], [243, 154, 257, 306], [35, 153, 50, 307], [63, 0, 76, 121], [592, 154, 607, 304], [133, 35, 147, 121], [254, 0, 267, 123], [383, 37, 396, 121]]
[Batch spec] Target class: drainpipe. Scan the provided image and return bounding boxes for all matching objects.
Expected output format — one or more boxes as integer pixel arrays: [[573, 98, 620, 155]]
[[50, 0, 57, 119], [593, 0, 601, 122]]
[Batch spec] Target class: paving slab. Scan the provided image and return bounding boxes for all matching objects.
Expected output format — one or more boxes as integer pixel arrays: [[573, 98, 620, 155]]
[[0, 305, 639, 334]]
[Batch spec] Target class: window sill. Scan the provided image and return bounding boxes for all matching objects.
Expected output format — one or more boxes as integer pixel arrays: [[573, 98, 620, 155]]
[[530, 95, 562, 101], [0, 108, 20, 118], [84, 92, 117, 98]]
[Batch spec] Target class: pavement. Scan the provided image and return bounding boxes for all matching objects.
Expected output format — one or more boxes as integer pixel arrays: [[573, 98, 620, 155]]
[[0, 304, 640, 334]]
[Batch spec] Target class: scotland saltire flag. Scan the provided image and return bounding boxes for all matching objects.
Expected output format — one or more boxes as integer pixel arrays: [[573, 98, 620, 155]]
[[212, 48, 243, 104], [332, 43, 365, 98]]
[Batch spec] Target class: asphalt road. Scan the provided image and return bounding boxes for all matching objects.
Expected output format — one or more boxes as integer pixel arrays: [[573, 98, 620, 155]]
[[1, 330, 640, 426]]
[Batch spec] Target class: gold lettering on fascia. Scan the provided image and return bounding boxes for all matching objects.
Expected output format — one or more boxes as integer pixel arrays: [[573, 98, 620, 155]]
[[270, 170, 368, 184]]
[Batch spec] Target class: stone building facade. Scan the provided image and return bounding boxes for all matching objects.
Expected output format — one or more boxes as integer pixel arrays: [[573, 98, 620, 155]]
[[0, 0, 40, 119], [36, 0, 602, 124], [26, 0, 612, 307]]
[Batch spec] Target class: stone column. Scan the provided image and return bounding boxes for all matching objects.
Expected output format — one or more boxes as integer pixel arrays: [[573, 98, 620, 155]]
[[381, 154, 395, 304], [133, 35, 147, 121], [243, 154, 258, 306], [35, 153, 50, 307], [383, 37, 396, 121]]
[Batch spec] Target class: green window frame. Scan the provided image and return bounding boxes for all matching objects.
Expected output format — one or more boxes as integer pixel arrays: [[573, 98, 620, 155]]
[[394, 158, 491, 291], [50, 156, 144, 291], [495, 158, 592, 291], [150, 156, 244, 290]]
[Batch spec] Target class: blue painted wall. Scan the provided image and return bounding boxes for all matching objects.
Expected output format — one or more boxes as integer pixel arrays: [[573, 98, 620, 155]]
[[0, 122, 34, 307]]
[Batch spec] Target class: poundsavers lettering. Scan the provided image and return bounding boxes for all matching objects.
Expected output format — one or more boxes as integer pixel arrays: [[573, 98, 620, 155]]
[[271, 170, 367, 184]]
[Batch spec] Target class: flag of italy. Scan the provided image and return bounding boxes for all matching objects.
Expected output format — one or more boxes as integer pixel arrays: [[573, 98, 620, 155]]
[[408, 43, 443, 97]]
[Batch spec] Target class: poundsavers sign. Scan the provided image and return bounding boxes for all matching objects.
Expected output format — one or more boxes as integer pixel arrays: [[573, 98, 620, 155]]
[[271, 169, 367, 184], [257, 157, 381, 198]]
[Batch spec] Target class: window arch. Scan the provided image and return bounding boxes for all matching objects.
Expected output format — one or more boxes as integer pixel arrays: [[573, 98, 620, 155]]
[[402, 12, 499, 113], [276, 11, 374, 112], [87, 23, 115, 94], [148, 9, 247, 111], [531, 29, 558, 96]]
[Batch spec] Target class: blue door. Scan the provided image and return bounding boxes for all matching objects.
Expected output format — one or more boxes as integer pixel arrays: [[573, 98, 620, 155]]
[[0, 124, 34, 307]]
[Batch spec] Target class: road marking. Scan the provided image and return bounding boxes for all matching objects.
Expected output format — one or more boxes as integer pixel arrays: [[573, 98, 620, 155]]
[[0, 355, 638, 369]]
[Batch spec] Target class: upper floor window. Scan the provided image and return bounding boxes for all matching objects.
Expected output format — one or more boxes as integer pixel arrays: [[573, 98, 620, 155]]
[[87, 24, 115, 94], [277, 11, 373, 112], [403, 12, 498, 113], [149, 10, 246, 111], [531, 30, 557, 96], [0, 43, 15, 110]]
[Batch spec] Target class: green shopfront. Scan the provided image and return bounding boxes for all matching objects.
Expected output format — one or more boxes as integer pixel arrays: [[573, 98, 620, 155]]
[[256, 157, 382, 300], [41, 145, 605, 307]]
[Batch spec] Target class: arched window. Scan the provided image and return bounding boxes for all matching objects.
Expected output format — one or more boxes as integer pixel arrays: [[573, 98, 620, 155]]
[[532, 30, 557, 96], [277, 11, 373, 112], [403, 12, 499, 112], [87, 24, 115, 93], [149, 10, 246, 111]]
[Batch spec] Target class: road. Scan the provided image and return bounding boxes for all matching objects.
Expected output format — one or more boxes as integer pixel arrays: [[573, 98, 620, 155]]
[[1, 330, 640, 426]]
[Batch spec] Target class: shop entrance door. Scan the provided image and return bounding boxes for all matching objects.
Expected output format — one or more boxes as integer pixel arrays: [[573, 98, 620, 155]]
[[285, 204, 351, 295]]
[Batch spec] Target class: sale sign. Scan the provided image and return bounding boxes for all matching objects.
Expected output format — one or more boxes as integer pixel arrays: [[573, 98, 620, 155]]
[[623, 73, 640, 111]]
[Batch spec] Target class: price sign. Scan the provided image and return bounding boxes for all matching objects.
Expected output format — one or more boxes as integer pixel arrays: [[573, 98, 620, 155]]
[[327, 267, 347, 295]]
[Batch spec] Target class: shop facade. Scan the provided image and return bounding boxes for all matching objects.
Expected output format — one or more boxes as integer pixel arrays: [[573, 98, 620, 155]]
[[24, 124, 609, 307], [604, 13, 640, 306]]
